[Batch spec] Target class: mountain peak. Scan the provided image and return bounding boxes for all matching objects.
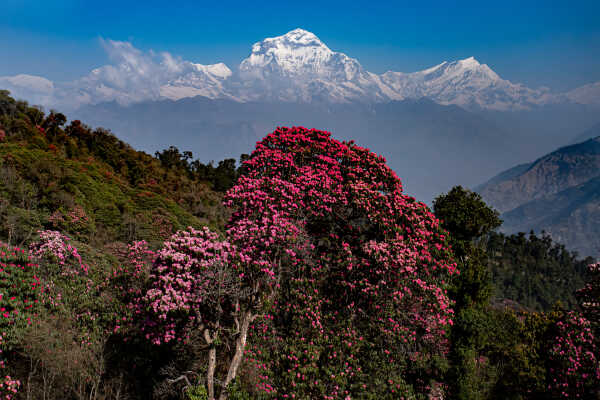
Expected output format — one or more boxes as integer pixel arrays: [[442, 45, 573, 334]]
[[240, 28, 341, 79], [279, 28, 324, 44], [249, 28, 329, 54], [458, 56, 480, 67]]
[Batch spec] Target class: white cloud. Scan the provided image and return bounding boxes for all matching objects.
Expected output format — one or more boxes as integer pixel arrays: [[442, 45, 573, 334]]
[[0, 74, 55, 108], [0, 38, 233, 110]]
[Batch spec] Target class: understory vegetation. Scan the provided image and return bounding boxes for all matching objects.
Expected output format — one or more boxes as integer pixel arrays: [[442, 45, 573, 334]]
[[0, 91, 598, 399]]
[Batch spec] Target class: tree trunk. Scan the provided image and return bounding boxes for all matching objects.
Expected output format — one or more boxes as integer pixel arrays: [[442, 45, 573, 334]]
[[204, 329, 217, 400], [217, 311, 253, 400]]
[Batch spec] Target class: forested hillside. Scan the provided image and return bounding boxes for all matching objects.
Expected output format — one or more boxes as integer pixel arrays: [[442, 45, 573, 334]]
[[0, 90, 241, 247]]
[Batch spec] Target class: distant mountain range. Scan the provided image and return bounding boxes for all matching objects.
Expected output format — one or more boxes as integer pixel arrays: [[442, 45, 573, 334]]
[[477, 136, 600, 259], [2, 28, 600, 219], [1, 28, 600, 111]]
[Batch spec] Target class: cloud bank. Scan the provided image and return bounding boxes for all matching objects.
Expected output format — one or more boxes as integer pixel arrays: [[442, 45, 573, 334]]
[[0, 38, 232, 111]]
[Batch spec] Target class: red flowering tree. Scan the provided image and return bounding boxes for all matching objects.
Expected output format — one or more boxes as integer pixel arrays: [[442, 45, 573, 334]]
[[224, 127, 458, 398], [136, 127, 457, 399]]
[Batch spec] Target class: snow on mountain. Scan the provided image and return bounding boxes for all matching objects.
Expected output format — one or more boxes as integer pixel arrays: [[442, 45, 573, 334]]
[[160, 63, 235, 101], [236, 28, 392, 103], [381, 57, 557, 110], [0, 28, 596, 110]]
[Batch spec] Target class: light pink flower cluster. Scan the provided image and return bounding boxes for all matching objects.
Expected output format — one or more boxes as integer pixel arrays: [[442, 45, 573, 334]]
[[29, 230, 89, 274]]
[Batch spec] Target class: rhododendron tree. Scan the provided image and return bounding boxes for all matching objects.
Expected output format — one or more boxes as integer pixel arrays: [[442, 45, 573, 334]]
[[224, 127, 458, 398], [136, 126, 457, 399], [29, 230, 89, 274], [137, 222, 307, 400]]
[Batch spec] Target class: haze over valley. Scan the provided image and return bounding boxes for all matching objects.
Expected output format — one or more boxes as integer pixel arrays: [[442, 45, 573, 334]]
[[3, 29, 600, 205]]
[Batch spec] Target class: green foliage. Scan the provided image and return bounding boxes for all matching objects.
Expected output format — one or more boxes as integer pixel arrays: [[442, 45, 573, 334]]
[[155, 145, 247, 192], [433, 185, 502, 257], [434, 186, 503, 399], [0, 90, 228, 247], [186, 384, 208, 400], [486, 231, 592, 311]]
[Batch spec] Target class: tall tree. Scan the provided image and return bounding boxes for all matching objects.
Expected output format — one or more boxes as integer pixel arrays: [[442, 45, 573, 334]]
[[434, 186, 502, 399]]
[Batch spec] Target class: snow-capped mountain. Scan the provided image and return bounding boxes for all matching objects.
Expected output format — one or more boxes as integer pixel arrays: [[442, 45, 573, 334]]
[[0, 28, 597, 111], [160, 63, 234, 101], [380, 57, 558, 110], [235, 28, 392, 103]]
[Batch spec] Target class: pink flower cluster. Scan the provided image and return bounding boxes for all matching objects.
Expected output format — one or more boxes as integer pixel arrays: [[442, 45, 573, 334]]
[[0, 335, 19, 399], [548, 311, 599, 398], [222, 127, 458, 397], [29, 230, 89, 274]]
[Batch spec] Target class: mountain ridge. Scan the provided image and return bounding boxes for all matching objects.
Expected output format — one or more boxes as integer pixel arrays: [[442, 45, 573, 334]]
[[1, 28, 597, 111], [477, 136, 600, 258]]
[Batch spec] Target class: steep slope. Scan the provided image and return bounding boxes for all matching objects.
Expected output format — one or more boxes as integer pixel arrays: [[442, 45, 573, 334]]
[[478, 137, 600, 258], [0, 91, 226, 247]]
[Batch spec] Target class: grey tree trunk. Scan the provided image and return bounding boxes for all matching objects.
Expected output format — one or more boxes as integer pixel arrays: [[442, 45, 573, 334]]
[[204, 329, 217, 400], [217, 311, 254, 400]]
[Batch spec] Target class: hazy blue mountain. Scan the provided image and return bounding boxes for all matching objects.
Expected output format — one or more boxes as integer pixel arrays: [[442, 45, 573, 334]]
[[478, 137, 600, 258], [73, 96, 521, 202]]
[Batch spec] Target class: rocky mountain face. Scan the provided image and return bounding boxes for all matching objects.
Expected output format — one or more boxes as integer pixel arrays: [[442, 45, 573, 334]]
[[1, 28, 597, 112], [477, 137, 600, 258]]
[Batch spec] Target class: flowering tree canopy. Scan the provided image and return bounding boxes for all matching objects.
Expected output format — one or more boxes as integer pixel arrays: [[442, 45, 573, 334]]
[[224, 127, 458, 398], [137, 127, 458, 399]]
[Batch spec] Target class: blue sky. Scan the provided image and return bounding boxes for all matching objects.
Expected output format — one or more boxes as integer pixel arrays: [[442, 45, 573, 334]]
[[1, 0, 599, 91]]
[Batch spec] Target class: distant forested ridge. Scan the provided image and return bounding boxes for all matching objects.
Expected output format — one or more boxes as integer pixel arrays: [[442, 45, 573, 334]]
[[478, 136, 600, 259], [486, 231, 593, 311]]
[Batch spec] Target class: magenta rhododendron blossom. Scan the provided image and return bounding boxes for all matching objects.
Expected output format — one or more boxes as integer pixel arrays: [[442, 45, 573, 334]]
[[223, 127, 458, 397], [135, 127, 458, 398], [29, 230, 89, 274], [547, 311, 599, 398]]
